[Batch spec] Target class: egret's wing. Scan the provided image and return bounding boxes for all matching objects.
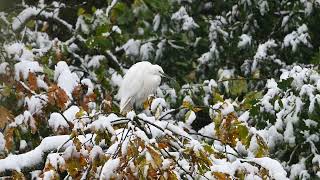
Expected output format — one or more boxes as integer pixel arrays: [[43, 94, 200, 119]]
[[118, 69, 144, 98], [118, 62, 148, 113]]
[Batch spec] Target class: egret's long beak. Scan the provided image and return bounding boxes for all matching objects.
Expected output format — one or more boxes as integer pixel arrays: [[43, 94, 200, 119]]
[[160, 72, 177, 83]]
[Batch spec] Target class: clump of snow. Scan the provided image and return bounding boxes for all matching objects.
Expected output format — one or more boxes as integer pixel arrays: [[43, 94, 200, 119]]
[[150, 98, 167, 112], [239, 111, 250, 122], [171, 7, 199, 31], [24, 95, 48, 114], [12, 7, 39, 31], [81, 78, 94, 95], [0, 135, 82, 172], [89, 146, 104, 162], [88, 114, 118, 134], [258, 1, 269, 15], [4, 43, 35, 61], [252, 40, 277, 72], [283, 24, 311, 52], [122, 39, 141, 57], [140, 42, 154, 61], [185, 110, 196, 125], [153, 14, 161, 31], [110, 71, 123, 87], [14, 61, 43, 80], [19, 140, 28, 150], [100, 158, 120, 180], [54, 61, 79, 95], [0, 133, 5, 152], [252, 157, 288, 180], [238, 34, 252, 49], [218, 69, 234, 93], [112, 25, 121, 34], [76, 16, 89, 34], [88, 55, 106, 68], [0, 62, 9, 74], [46, 153, 65, 170], [63, 106, 80, 121], [198, 123, 215, 138], [48, 113, 69, 131]]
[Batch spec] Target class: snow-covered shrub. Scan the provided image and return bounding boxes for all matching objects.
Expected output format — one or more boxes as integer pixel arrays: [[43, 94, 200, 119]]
[[1, 0, 320, 179], [249, 66, 320, 178]]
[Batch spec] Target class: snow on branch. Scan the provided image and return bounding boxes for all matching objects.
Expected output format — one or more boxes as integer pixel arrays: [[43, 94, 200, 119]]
[[12, 7, 73, 33], [0, 134, 92, 176]]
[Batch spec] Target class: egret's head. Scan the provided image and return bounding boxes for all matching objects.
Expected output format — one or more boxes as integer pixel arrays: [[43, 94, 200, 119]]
[[152, 65, 164, 76]]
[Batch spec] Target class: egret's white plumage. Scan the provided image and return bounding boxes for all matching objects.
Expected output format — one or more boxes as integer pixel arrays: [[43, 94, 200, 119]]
[[118, 61, 164, 114]]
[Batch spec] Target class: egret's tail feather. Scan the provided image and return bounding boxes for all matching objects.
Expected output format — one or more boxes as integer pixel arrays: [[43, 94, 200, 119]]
[[120, 97, 133, 115]]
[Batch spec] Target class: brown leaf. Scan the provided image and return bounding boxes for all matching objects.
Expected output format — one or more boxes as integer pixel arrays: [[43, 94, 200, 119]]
[[147, 146, 162, 168], [213, 172, 231, 180], [48, 84, 68, 109], [28, 72, 38, 91], [0, 106, 14, 129], [158, 142, 169, 149], [4, 127, 14, 151]]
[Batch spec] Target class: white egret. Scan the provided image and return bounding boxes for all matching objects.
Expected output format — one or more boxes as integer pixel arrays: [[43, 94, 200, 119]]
[[117, 61, 166, 114]]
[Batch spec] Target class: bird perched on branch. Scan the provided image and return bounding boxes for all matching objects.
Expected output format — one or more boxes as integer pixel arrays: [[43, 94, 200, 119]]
[[117, 61, 167, 115]]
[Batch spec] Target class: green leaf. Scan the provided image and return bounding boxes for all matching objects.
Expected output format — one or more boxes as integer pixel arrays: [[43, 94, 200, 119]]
[[78, 7, 86, 16], [278, 77, 293, 90], [43, 66, 54, 80], [238, 124, 249, 144], [230, 77, 248, 96]]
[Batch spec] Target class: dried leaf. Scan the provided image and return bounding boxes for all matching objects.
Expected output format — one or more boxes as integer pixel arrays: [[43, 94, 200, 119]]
[[0, 106, 13, 129], [182, 101, 192, 109], [147, 146, 162, 168], [213, 172, 231, 180], [28, 72, 38, 91], [4, 127, 14, 151], [48, 84, 68, 109]]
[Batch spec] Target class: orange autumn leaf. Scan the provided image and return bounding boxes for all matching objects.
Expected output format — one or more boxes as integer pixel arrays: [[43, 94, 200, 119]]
[[4, 127, 14, 151], [0, 106, 14, 129], [48, 84, 68, 109], [28, 72, 38, 91], [213, 172, 231, 180]]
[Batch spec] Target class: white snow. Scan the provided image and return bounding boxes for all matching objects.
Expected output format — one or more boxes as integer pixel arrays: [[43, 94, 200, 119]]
[[76, 16, 89, 34], [89, 146, 104, 162], [153, 14, 161, 31], [0, 135, 92, 172], [140, 42, 154, 61], [122, 39, 141, 57], [252, 157, 288, 180], [14, 61, 43, 80], [19, 140, 27, 150], [45, 153, 65, 170], [100, 158, 120, 180], [0, 133, 5, 152], [239, 111, 250, 122], [252, 40, 277, 72], [88, 55, 106, 68], [198, 123, 215, 138], [12, 7, 40, 31], [48, 113, 69, 131], [88, 114, 118, 134], [238, 34, 252, 49], [185, 110, 196, 125], [5, 43, 34, 61], [150, 98, 167, 112], [24, 95, 48, 114], [283, 24, 311, 52], [54, 61, 79, 95], [171, 7, 199, 31], [81, 78, 94, 95]]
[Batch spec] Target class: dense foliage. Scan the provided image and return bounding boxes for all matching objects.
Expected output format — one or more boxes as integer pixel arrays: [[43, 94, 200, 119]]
[[0, 0, 319, 179]]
